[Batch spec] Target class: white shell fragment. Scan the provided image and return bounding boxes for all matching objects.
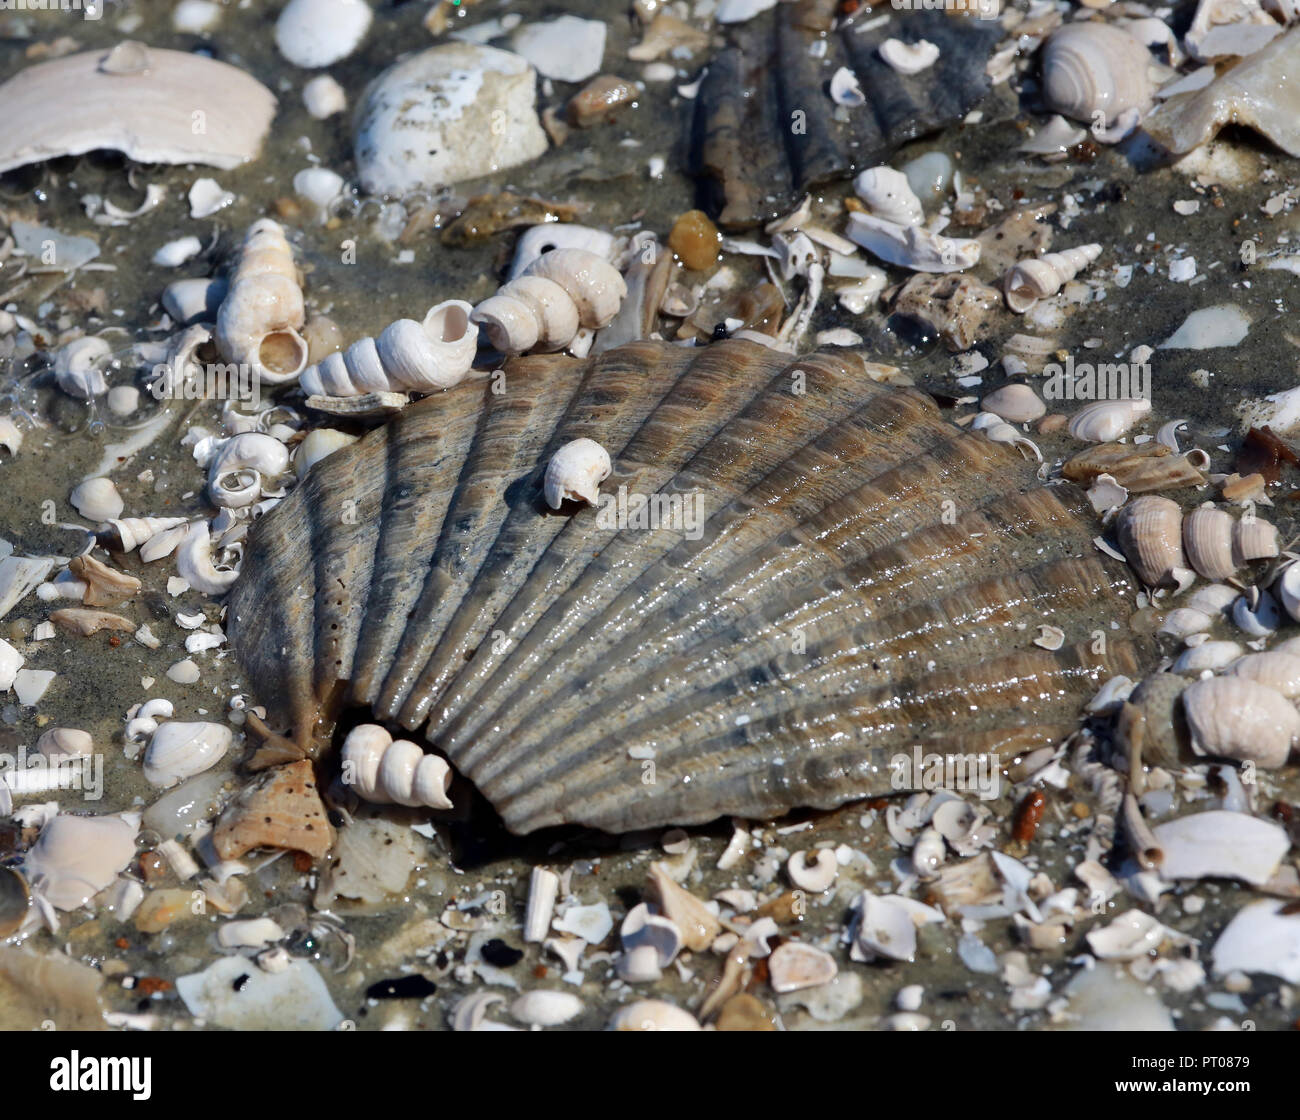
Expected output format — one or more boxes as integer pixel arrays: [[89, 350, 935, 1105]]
[[510, 989, 583, 1027], [23, 813, 138, 910], [609, 1000, 701, 1031], [768, 941, 838, 993], [275, 0, 372, 69], [303, 75, 347, 120], [54, 336, 112, 400], [878, 38, 940, 75], [1159, 304, 1250, 350], [544, 438, 611, 509], [143, 721, 233, 788], [354, 43, 549, 195], [853, 166, 924, 226], [176, 954, 343, 1030], [1212, 900, 1300, 982], [511, 16, 607, 83], [845, 213, 980, 272], [0, 44, 277, 174], [981, 383, 1045, 424], [1152, 811, 1289, 887]]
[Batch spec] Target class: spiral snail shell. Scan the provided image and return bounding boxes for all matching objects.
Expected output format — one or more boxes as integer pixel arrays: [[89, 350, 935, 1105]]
[[215, 219, 309, 386], [97, 516, 189, 553], [1004, 244, 1102, 312], [1040, 23, 1155, 130], [340, 723, 453, 810], [299, 300, 477, 398], [471, 248, 627, 354]]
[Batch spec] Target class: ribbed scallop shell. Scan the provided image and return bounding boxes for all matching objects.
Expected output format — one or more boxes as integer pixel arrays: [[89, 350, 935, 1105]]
[[226, 340, 1147, 834]]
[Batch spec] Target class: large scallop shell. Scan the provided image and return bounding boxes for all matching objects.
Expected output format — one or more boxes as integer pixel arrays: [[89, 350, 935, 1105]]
[[227, 340, 1146, 833]]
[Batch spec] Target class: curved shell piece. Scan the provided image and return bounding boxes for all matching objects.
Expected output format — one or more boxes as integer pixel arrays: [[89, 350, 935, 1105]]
[[1067, 398, 1151, 443], [1004, 244, 1102, 312], [0, 44, 276, 175], [215, 220, 307, 386], [1182, 676, 1299, 768], [226, 340, 1147, 834], [544, 438, 611, 509], [23, 813, 138, 911], [853, 166, 924, 226], [523, 249, 627, 330], [143, 721, 233, 788], [981, 383, 1045, 424], [300, 301, 477, 397], [339, 723, 452, 810], [54, 336, 112, 400], [845, 212, 980, 272], [1040, 23, 1155, 128], [1115, 496, 1184, 587], [1233, 515, 1279, 565], [1182, 505, 1237, 581], [609, 999, 701, 1031], [878, 38, 940, 76]]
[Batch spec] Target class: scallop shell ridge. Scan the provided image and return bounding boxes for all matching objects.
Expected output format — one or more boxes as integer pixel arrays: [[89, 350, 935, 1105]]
[[227, 340, 1146, 834]]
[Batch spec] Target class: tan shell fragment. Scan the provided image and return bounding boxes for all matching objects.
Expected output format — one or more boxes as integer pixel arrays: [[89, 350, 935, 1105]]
[[1143, 25, 1300, 157], [1233, 516, 1280, 565], [49, 608, 135, 636], [1182, 505, 1237, 581], [67, 553, 141, 606], [646, 862, 720, 951], [1182, 676, 1299, 768], [0, 43, 277, 174], [1115, 496, 1185, 587], [212, 759, 334, 860]]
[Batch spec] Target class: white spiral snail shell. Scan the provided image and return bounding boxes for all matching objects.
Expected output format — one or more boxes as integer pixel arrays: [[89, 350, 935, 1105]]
[[472, 248, 627, 354], [340, 723, 453, 810], [1040, 23, 1155, 130], [97, 516, 189, 552], [215, 219, 308, 386], [299, 299, 477, 397], [1003, 244, 1102, 312]]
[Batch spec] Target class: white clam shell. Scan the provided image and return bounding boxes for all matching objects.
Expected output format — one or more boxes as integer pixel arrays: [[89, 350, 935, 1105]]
[[70, 477, 124, 522], [1066, 397, 1151, 443], [609, 999, 701, 1031], [981, 383, 1045, 424], [1182, 676, 1300, 768], [1116, 496, 1185, 587], [1229, 651, 1300, 698], [35, 727, 93, 759], [23, 813, 138, 910], [1172, 640, 1243, 673], [1182, 504, 1237, 581], [143, 721, 232, 788], [543, 438, 611, 509]]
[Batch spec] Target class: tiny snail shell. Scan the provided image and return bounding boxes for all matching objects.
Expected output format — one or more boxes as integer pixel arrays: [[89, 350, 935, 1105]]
[[1182, 504, 1237, 581], [299, 300, 476, 397], [853, 165, 924, 226], [1067, 397, 1151, 443], [911, 827, 946, 880], [339, 723, 453, 810], [207, 432, 291, 510], [1040, 23, 1155, 128], [786, 848, 838, 893], [608, 999, 701, 1031], [1230, 651, 1300, 699], [214, 219, 308, 386], [1182, 676, 1300, 769], [53, 336, 112, 399], [1004, 244, 1102, 313], [543, 438, 611, 509], [97, 516, 188, 552], [1115, 496, 1185, 587], [981, 383, 1045, 424]]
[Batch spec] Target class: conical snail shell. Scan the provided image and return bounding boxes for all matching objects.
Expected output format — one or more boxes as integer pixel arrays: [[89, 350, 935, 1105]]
[[1004, 244, 1102, 312], [339, 723, 452, 810], [1040, 23, 1155, 127], [226, 340, 1147, 834], [215, 219, 308, 386]]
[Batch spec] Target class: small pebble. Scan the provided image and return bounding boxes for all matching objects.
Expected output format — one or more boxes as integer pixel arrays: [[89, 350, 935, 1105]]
[[668, 209, 720, 271]]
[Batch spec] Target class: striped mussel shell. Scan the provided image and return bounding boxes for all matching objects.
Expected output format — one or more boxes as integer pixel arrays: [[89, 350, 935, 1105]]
[[226, 340, 1148, 834]]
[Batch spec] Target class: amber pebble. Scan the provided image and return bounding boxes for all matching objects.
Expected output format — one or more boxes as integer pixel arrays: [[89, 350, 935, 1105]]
[[138, 850, 168, 885], [668, 209, 720, 271], [567, 75, 635, 128], [134, 888, 194, 933], [715, 993, 778, 1031]]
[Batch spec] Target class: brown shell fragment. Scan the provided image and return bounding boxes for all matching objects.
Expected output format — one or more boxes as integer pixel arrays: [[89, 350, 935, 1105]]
[[692, 5, 1003, 227], [889, 272, 1002, 352], [68, 553, 141, 606], [212, 760, 334, 860], [227, 340, 1147, 835], [1062, 441, 1207, 493], [49, 608, 135, 637]]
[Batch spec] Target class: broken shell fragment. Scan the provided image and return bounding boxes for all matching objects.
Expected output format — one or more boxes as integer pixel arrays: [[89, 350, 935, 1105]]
[[0, 44, 277, 174], [510, 990, 583, 1027], [1233, 516, 1279, 565], [846, 213, 980, 272], [646, 862, 720, 951], [879, 38, 940, 76], [54, 336, 112, 400], [853, 166, 924, 226], [786, 849, 838, 893], [543, 438, 611, 510], [768, 941, 837, 993], [1116, 496, 1185, 587], [23, 813, 138, 910], [275, 0, 372, 69], [1182, 676, 1299, 768]]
